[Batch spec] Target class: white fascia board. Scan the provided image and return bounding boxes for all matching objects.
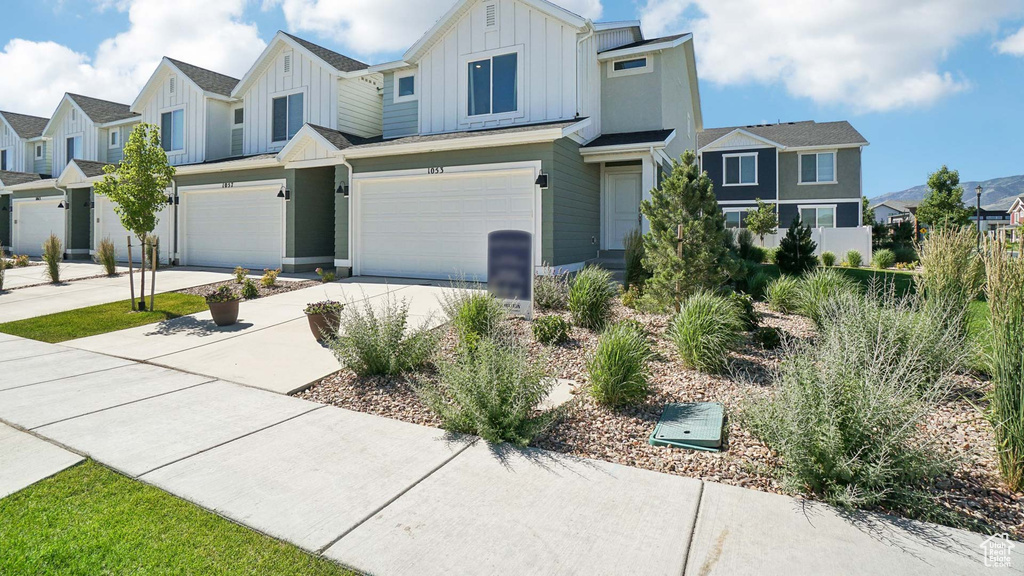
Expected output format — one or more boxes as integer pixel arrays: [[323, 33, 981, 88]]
[[785, 143, 869, 152], [132, 57, 172, 112], [6, 178, 58, 192], [41, 95, 80, 137], [597, 33, 691, 61], [580, 130, 676, 156], [97, 116, 141, 129], [592, 20, 641, 32], [172, 157, 283, 176], [230, 33, 286, 98], [55, 161, 91, 188], [276, 125, 340, 163], [698, 128, 786, 153], [367, 60, 414, 73]]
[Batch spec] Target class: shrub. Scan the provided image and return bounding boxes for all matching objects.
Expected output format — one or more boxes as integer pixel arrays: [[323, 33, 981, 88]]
[[588, 322, 653, 408], [820, 251, 836, 267], [872, 249, 896, 269], [753, 326, 783, 349], [746, 246, 767, 264], [96, 238, 117, 276], [0, 258, 5, 291], [621, 284, 642, 309], [533, 315, 570, 346], [844, 249, 863, 268], [917, 226, 984, 341], [984, 243, 1024, 491], [260, 268, 280, 288], [42, 234, 62, 284], [623, 229, 649, 290], [568, 266, 616, 330], [304, 300, 344, 315], [441, 288, 507, 346], [765, 275, 801, 314], [420, 337, 554, 446], [736, 229, 755, 259], [728, 291, 759, 330], [534, 266, 569, 310], [205, 285, 239, 303], [13, 254, 30, 267], [893, 246, 918, 264], [765, 246, 780, 265], [328, 294, 438, 377], [776, 218, 818, 275], [744, 288, 963, 516], [747, 270, 773, 300], [315, 267, 336, 283], [796, 268, 858, 325], [668, 291, 744, 373], [233, 266, 249, 284], [241, 278, 259, 299]]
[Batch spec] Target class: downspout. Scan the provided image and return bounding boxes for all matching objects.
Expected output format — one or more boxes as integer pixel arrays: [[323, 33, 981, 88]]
[[52, 180, 70, 259], [340, 155, 354, 276], [576, 21, 595, 119]]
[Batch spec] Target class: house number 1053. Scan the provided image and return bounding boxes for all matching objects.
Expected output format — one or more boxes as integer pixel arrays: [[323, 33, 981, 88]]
[[427, 167, 445, 175]]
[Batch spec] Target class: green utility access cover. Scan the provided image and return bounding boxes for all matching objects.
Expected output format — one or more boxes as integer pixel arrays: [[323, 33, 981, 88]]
[[649, 402, 725, 452]]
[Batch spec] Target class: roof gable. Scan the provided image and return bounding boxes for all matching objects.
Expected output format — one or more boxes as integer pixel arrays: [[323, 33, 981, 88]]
[[67, 93, 138, 124], [231, 31, 369, 97], [699, 128, 785, 152], [699, 121, 868, 151], [0, 111, 49, 139], [277, 123, 380, 164], [132, 58, 240, 111], [56, 159, 113, 188]]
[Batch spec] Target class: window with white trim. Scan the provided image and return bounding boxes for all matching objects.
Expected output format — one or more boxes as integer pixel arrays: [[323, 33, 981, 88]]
[[109, 130, 120, 149], [394, 71, 416, 103], [800, 152, 836, 184], [160, 109, 185, 152], [799, 205, 836, 228], [272, 92, 303, 142], [467, 52, 518, 117], [35, 144, 44, 159], [723, 153, 757, 186], [608, 56, 651, 78], [724, 209, 749, 229]]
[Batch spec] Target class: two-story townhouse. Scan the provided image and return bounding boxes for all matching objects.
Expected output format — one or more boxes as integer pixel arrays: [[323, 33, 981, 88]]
[[0, 110, 52, 251], [698, 120, 872, 259], [277, 0, 702, 281], [1007, 196, 1023, 244], [870, 200, 913, 225], [160, 32, 381, 272]]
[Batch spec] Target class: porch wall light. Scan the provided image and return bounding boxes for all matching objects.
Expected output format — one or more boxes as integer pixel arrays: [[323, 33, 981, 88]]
[[277, 186, 290, 200], [535, 173, 549, 189], [336, 183, 349, 197]]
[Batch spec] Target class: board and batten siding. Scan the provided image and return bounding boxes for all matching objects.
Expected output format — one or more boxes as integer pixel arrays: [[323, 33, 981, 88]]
[[416, 0, 579, 134], [0, 119, 27, 173], [382, 72, 418, 139], [337, 76, 383, 138], [576, 32, 601, 142], [240, 45, 340, 156], [51, 102, 98, 171], [136, 68, 208, 166]]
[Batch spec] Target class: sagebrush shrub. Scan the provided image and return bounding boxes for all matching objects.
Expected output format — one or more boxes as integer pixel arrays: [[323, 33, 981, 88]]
[[821, 251, 836, 267], [588, 322, 653, 408], [668, 291, 744, 373], [872, 249, 896, 269], [796, 268, 858, 325], [241, 278, 259, 299], [534, 267, 569, 310], [532, 315, 570, 345], [328, 294, 438, 377], [568, 266, 616, 330], [442, 288, 507, 345], [96, 238, 117, 275], [42, 234, 62, 284], [420, 337, 554, 446], [765, 275, 801, 314], [844, 249, 863, 268]]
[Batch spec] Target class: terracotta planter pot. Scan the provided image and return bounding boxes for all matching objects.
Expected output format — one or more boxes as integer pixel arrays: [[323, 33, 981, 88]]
[[306, 311, 340, 341], [208, 300, 240, 327]]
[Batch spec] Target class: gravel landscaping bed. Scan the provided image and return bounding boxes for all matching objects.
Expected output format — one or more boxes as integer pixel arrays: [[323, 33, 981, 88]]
[[297, 300, 1023, 538], [175, 278, 320, 299]]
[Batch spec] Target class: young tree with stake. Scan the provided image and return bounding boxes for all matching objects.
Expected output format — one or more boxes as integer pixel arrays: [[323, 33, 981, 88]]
[[93, 123, 175, 311]]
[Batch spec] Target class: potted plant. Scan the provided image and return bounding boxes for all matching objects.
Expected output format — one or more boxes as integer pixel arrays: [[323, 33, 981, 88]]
[[304, 300, 343, 341], [206, 285, 241, 326]]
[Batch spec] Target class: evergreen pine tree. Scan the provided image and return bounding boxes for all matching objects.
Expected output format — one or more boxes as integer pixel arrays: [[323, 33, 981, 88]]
[[776, 217, 818, 275], [640, 151, 737, 311]]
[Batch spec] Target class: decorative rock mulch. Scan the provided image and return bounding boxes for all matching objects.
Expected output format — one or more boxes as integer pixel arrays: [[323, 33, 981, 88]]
[[297, 300, 1023, 538], [176, 278, 320, 300]]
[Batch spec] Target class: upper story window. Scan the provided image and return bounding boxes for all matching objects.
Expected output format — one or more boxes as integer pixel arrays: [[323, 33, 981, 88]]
[[109, 130, 120, 149], [66, 135, 82, 166], [467, 52, 518, 117], [395, 71, 416, 103], [35, 144, 44, 159], [723, 153, 757, 186], [800, 205, 836, 228], [608, 56, 651, 78], [800, 152, 836, 184], [272, 92, 304, 143], [0, 149, 8, 171], [161, 108, 185, 152], [233, 108, 244, 126]]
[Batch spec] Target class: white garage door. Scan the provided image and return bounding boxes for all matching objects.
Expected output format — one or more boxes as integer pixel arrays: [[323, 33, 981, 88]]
[[95, 197, 173, 264], [13, 199, 65, 257], [180, 183, 284, 269], [355, 166, 538, 280]]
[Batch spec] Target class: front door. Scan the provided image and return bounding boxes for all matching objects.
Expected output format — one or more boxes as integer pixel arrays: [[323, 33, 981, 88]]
[[605, 171, 642, 250]]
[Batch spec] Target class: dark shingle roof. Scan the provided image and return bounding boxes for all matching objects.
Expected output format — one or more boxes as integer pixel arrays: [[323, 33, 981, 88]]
[[349, 119, 584, 151], [599, 34, 688, 54], [66, 94, 139, 124], [166, 58, 239, 97], [282, 32, 369, 73], [71, 160, 114, 178], [583, 129, 675, 148], [308, 124, 380, 149], [0, 111, 49, 139], [0, 170, 43, 186], [698, 121, 868, 150]]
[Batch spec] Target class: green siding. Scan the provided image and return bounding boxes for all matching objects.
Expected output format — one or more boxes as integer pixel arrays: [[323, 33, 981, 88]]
[[0, 195, 9, 249], [334, 165, 349, 261], [287, 166, 335, 266], [778, 148, 862, 201], [173, 167, 287, 189], [551, 138, 601, 265], [68, 188, 91, 254]]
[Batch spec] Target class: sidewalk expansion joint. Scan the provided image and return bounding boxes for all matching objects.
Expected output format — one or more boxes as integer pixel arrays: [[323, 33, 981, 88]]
[[0, 360, 133, 393], [680, 480, 706, 576]]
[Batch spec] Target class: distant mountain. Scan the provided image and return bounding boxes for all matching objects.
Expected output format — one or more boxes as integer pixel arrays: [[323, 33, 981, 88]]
[[872, 174, 1024, 211]]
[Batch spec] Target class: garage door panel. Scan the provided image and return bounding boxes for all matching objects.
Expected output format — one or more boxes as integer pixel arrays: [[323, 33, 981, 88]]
[[95, 198, 172, 264], [182, 187, 283, 269], [13, 200, 65, 257]]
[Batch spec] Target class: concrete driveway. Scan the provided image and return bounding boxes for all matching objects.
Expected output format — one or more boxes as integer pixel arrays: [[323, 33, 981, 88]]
[[0, 266, 238, 324], [67, 278, 456, 394]]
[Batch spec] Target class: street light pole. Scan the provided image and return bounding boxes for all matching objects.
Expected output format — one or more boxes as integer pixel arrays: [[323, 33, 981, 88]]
[[976, 185, 983, 250]]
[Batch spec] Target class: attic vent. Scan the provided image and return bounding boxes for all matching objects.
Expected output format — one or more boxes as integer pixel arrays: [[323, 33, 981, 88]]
[[169, 77, 176, 94], [484, 2, 497, 29], [284, 54, 292, 74]]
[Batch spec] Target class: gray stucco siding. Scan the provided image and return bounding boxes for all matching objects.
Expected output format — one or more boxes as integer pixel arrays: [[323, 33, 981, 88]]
[[779, 201, 860, 229], [601, 53, 663, 136], [382, 72, 418, 140], [778, 147, 861, 201], [702, 147, 777, 202]]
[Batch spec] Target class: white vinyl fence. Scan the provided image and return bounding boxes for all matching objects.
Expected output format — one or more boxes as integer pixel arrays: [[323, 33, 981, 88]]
[[757, 226, 873, 262]]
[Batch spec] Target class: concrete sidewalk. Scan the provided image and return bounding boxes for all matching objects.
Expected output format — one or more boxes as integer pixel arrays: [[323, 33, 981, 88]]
[[2, 262, 128, 290], [1, 335, 1020, 575]]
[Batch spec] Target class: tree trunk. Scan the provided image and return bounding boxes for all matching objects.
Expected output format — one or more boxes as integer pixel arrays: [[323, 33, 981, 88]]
[[138, 235, 147, 311]]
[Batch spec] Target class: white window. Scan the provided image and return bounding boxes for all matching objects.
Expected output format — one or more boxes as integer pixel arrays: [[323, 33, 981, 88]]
[[394, 71, 416, 103], [724, 209, 749, 229], [800, 152, 836, 184], [608, 56, 651, 78], [799, 205, 836, 228], [467, 50, 519, 117], [272, 92, 304, 143], [35, 144, 43, 159], [109, 130, 120, 149], [161, 108, 185, 152], [723, 153, 757, 186], [65, 135, 82, 165]]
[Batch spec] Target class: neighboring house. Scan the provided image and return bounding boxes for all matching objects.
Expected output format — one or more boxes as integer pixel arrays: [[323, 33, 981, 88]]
[[969, 207, 1011, 234], [0, 110, 51, 176], [1008, 195, 1024, 226], [279, 0, 702, 280], [870, 199, 913, 225]]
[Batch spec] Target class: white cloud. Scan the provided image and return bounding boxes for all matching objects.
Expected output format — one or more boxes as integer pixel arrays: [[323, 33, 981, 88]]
[[0, 0, 265, 117], [996, 25, 1024, 55], [640, 0, 1024, 113], [265, 0, 602, 57]]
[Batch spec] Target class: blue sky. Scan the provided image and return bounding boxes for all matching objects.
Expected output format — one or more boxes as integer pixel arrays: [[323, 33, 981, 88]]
[[1, 0, 1023, 198]]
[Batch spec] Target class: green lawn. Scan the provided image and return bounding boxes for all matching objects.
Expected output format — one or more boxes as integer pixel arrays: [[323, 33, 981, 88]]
[[0, 461, 356, 575], [0, 293, 208, 343], [831, 266, 918, 297]]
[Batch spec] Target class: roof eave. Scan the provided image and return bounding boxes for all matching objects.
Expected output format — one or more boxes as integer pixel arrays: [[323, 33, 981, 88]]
[[698, 128, 786, 152], [172, 156, 283, 176], [597, 33, 691, 61], [580, 130, 676, 155]]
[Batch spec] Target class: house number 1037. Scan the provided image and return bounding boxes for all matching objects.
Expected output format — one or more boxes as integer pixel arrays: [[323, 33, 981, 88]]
[[427, 167, 445, 175]]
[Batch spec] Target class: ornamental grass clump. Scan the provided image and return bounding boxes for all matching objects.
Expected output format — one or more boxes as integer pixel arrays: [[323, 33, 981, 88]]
[[820, 251, 836, 267], [844, 249, 863, 268], [96, 238, 117, 276], [917, 226, 984, 341], [872, 248, 896, 269], [623, 229, 649, 290], [42, 234, 62, 284], [796, 268, 858, 325], [765, 275, 801, 314], [420, 337, 555, 446], [668, 291, 744, 373], [568, 266, 616, 330], [441, 284, 507, 347], [984, 241, 1024, 491], [587, 321, 653, 408], [328, 293, 437, 377], [744, 288, 963, 519]]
